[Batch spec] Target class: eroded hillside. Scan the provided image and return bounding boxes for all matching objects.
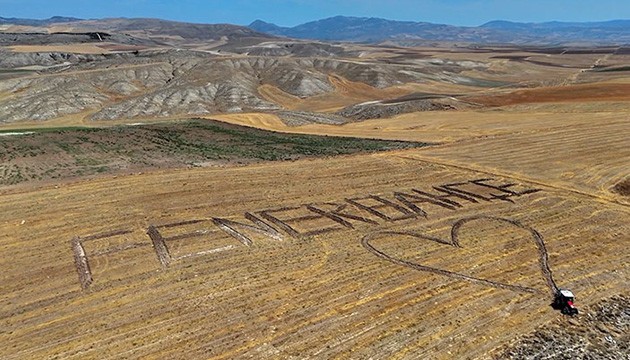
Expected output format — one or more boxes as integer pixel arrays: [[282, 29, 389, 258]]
[[0, 49, 499, 122]]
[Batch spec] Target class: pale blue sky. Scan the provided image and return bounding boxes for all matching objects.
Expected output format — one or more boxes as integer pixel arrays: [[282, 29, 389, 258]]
[[1, 0, 629, 26]]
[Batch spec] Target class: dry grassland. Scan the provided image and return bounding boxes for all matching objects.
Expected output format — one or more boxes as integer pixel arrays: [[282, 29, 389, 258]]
[[410, 115, 630, 205], [212, 107, 624, 142], [212, 110, 629, 208]]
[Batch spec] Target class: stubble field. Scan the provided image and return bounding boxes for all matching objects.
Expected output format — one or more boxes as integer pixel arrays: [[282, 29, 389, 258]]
[[1, 115, 628, 359]]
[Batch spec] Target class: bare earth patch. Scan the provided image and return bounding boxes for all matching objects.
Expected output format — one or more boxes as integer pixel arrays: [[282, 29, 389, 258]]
[[611, 178, 630, 197], [494, 295, 629, 359]]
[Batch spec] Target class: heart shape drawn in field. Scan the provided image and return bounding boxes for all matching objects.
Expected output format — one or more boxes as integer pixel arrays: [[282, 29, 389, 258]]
[[362, 216, 558, 295]]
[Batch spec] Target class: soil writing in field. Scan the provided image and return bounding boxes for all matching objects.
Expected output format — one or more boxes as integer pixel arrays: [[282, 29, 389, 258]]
[[72, 177, 541, 291]]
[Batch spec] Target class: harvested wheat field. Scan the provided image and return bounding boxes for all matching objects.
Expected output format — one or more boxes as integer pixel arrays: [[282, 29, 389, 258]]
[[1, 107, 628, 358]]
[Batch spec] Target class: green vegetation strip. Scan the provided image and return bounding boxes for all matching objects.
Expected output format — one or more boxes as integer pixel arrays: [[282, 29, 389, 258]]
[[0, 119, 432, 186], [592, 66, 630, 72], [0, 126, 95, 134]]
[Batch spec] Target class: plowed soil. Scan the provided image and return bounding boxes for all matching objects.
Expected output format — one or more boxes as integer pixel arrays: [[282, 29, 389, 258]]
[[612, 178, 630, 197], [466, 83, 630, 107]]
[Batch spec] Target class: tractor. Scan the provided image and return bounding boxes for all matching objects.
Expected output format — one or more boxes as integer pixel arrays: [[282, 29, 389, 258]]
[[552, 289, 578, 315]]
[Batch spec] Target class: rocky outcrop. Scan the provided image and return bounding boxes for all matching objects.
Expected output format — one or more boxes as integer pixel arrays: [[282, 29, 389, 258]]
[[275, 111, 348, 126], [337, 98, 461, 120]]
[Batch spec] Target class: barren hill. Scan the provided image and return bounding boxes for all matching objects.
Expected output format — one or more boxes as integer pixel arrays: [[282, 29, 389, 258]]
[[0, 48, 497, 123], [0, 17, 275, 47], [69, 18, 272, 42], [2, 39, 630, 125]]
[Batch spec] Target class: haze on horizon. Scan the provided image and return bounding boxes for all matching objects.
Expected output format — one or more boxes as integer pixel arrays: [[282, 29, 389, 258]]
[[1, 0, 629, 27]]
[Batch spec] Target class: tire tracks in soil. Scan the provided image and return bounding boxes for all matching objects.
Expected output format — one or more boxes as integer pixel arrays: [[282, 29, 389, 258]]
[[362, 216, 558, 296]]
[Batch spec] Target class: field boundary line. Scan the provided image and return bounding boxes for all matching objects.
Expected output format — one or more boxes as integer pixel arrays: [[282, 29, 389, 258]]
[[396, 155, 629, 211]]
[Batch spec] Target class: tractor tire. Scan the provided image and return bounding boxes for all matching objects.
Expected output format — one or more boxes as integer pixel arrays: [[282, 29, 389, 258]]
[[561, 307, 578, 316]]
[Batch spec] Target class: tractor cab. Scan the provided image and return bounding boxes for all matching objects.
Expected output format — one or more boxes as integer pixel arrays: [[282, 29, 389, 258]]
[[553, 289, 578, 315]]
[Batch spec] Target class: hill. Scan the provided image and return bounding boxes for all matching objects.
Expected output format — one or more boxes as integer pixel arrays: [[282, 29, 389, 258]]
[[0, 16, 83, 26], [0, 17, 275, 45], [71, 18, 271, 41], [249, 16, 630, 44], [2, 16, 628, 45]]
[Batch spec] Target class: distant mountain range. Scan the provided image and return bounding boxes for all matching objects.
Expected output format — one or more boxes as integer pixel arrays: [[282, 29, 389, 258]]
[[67, 18, 269, 41], [249, 16, 630, 45], [0, 17, 273, 45], [1, 16, 628, 45], [0, 16, 83, 26]]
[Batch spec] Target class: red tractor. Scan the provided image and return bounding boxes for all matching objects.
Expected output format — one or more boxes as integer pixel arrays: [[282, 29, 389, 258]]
[[553, 289, 578, 315]]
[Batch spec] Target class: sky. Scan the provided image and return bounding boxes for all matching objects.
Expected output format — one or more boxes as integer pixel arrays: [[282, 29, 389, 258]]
[[1, 0, 629, 27]]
